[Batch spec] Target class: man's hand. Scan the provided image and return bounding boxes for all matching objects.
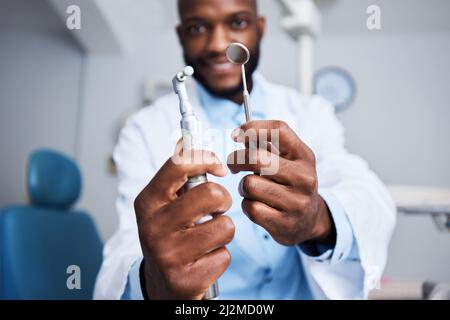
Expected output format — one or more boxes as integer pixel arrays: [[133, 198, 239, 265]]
[[227, 120, 335, 247], [134, 149, 234, 300]]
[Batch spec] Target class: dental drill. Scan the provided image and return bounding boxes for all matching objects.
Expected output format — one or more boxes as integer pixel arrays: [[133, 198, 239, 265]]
[[172, 66, 220, 300]]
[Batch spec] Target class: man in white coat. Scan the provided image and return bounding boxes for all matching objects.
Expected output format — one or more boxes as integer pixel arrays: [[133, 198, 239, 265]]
[[94, 0, 396, 300]]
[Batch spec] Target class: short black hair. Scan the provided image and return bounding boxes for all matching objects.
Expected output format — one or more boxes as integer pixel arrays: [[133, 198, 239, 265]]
[[177, 0, 258, 20]]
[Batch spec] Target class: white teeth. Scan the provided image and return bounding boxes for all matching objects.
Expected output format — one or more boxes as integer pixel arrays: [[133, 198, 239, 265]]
[[210, 63, 233, 70]]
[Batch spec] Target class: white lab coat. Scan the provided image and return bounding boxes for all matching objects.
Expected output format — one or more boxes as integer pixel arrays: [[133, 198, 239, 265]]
[[94, 75, 396, 300]]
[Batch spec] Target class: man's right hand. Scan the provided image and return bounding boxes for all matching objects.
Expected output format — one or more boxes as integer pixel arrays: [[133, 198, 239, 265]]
[[134, 149, 234, 300]]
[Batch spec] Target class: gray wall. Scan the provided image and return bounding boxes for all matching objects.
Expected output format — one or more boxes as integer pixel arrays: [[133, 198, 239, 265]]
[[0, 0, 84, 205], [0, 0, 449, 283], [313, 1, 450, 282], [316, 33, 450, 282]]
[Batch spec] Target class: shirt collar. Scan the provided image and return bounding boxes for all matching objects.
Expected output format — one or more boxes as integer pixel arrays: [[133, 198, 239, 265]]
[[197, 72, 267, 127]]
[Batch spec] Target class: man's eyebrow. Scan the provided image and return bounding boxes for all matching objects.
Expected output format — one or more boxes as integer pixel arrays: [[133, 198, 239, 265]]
[[181, 17, 206, 24], [229, 11, 256, 18]]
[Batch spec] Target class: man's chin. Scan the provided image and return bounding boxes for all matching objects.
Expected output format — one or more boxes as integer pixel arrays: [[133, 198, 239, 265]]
[[202, 84, 243, 100], [193, 73, 242, 100]]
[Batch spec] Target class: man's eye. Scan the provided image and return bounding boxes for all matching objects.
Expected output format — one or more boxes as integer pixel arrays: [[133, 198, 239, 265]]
[[230, 19, 249, 30], [186, 24, 207, 35]]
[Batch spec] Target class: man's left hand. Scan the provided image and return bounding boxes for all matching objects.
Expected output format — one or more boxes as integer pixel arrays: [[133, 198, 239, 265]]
[[227, 120, 336, 247]]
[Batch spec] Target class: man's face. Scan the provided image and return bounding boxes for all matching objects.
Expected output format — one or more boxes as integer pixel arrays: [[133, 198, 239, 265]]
[[177, 0, 265, 99]]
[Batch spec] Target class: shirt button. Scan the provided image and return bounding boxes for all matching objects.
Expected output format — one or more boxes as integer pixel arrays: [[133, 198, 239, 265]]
[[263, 268, 273, 284], [263, 234, 269, 240]]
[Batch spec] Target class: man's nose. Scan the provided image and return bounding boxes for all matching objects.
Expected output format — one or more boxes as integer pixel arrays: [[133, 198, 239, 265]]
[[206, 25, 230, 55]]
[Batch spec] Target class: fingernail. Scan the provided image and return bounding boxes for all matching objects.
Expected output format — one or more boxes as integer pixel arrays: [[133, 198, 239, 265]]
[[238, 178, 244, 196], [221, 164, 229, 175]]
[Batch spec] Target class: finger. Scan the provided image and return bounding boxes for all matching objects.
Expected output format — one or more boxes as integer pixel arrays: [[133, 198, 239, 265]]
[[227, 148, 292, 183], [228, 150, 317, 189], [158, 182, 232, 228], [231, 120, 314, 161], [173, 138, 183, 156], [146, 150, 227, 203], [238, 174, 299, 211], [135, 151, 227, 218], [241, 199, 287, 236], [171, 215, 235, 264], [188, 247, 231, 296], [162, 247, 231, 300]]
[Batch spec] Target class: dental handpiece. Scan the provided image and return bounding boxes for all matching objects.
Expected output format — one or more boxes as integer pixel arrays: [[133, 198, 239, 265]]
[[172, 66, 219, 300]]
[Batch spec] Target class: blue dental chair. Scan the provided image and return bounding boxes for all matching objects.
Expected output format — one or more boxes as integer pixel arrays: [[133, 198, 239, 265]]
[[0, 149, 103, 300]]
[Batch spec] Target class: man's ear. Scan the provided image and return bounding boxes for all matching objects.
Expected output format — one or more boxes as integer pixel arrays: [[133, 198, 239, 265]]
[[257, 16, 266, 41]]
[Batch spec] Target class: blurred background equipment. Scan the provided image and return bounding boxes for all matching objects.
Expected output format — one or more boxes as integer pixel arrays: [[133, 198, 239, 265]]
[[277, 0, 322, 96], [369, 185, 450, 299], [0, 149, 103, 300], [389, 185, 450, 231], [314, 66, 356, 112]]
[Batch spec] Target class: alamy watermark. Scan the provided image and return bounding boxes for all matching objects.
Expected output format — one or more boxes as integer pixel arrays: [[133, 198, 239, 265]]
[[66, 5, 81, 30], [66, 265, 81, 290], [171, 128, 281, 176], [367, 5, 382, 30], [65, 4, 381, 33]]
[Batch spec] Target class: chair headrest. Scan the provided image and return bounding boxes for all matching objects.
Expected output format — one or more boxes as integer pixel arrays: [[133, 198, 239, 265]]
[[27, 149, 82, 210]]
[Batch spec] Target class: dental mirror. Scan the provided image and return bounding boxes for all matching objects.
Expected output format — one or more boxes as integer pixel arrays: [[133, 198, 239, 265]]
[[226, 42, 252, 122], [226, 42, 250, 65]]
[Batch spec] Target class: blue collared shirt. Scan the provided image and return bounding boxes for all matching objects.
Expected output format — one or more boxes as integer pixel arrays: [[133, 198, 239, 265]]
[[121, 73, 359, 300]]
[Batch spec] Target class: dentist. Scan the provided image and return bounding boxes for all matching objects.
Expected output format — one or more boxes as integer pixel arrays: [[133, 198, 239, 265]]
[[94, 0, 396, 300]]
